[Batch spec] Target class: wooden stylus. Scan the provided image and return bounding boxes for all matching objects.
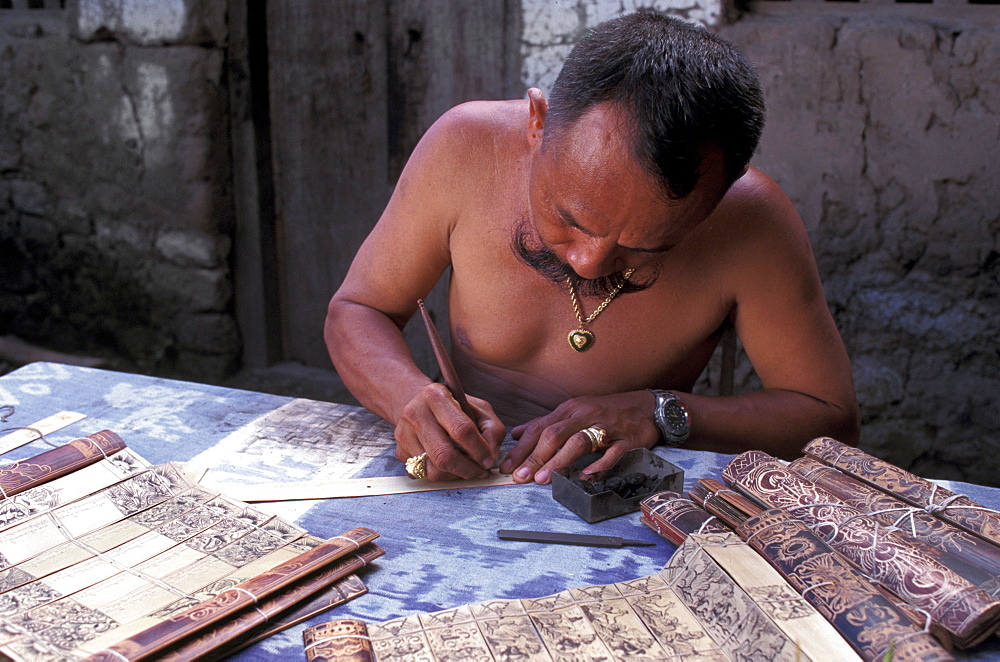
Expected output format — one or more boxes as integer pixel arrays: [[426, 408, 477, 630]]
[[417, 299, 477, 420]]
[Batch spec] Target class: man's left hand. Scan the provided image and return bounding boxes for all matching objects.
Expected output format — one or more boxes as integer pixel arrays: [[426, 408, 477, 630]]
[[500, 390, 662, 484]]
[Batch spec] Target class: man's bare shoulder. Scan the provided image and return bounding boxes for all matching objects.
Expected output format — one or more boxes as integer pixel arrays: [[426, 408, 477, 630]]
[[420, 99, 529, 162], [720, 166, 798, 222], [707, 165, 825, 300], [710, 166, 811, 251]]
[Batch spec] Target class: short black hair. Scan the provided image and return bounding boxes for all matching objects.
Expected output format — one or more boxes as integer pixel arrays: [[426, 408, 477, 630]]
[[546, 12, 765, 199]]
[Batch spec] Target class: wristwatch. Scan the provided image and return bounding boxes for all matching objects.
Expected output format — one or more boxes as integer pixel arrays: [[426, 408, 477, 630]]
[[648, 389, 691, 448]]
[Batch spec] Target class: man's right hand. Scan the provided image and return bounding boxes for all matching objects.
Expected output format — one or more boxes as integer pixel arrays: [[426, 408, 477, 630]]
[[393, 383, 506, 481]]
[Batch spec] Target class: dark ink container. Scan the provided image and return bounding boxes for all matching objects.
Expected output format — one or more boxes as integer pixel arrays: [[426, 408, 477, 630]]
[[551, 448, 684, 523]]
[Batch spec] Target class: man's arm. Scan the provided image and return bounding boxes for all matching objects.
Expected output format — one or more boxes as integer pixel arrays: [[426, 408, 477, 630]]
[[503, 169, 860, 483], [325, 104, 506, 480], [704, 169, 860, 455]]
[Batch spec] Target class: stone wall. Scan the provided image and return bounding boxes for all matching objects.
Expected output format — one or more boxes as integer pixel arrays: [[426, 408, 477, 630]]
[[521, 2, 1000, 486], [0, 0, 238, 379], [723, 14, 999, 486], [2, 1, 997, 485]]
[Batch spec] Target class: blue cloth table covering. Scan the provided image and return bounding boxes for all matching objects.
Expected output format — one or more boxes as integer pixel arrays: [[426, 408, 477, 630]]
[[0, 362, 997, 661]]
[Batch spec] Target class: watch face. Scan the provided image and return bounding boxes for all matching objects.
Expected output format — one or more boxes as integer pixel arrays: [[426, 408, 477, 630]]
[[663, 400, 689, 433]]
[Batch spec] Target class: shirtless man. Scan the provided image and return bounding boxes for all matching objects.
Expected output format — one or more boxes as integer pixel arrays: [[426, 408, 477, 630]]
[[325, 12, 860, 484]]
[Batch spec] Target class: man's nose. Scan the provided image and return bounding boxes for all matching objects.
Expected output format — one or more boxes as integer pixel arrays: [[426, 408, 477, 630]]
[[564, 240, 620, 280]]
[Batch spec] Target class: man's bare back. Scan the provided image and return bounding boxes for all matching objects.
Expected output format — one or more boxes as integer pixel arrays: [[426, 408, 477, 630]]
[[325, 13, 859, 484]]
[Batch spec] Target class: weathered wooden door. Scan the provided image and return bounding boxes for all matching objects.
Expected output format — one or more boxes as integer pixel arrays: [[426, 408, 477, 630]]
[[260, 0, 520, 374]]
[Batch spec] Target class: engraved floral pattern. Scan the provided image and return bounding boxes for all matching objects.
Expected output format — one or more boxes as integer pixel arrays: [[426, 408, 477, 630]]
[[805, 437, 1000, 546], [0, 489, 58, 528], [0, 567, 34, 594], [15, 600, 117, 649], [789, 455, 1000, 600], [312, 535, 827, 662], [740, 510, 952, 661], [105, 470, 177, 515], [728, 452, 998, 649], [0, 582, 61, 617], [746, 585, 813, 621]]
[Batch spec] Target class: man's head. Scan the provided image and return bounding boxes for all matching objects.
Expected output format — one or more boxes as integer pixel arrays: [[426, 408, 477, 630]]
[[546, 11, 765, 200], [515, 12, 766, 293]]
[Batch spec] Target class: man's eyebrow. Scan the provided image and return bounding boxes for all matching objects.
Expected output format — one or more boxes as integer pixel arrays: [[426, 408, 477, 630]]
[[556, 205, 671, 254], [628, 243, 671, 254], [556, 206, 594, 235]]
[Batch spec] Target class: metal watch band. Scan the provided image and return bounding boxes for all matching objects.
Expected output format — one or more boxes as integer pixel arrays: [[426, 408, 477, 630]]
[[648, 389, 691, 448]]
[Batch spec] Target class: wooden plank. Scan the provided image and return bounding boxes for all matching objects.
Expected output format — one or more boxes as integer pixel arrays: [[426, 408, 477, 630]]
[[387, 0, 511, 179], [747, 0, 1000, 21], [266, 0, 517, 372], [267, 0, 391, 368], [382, 0, 514, 373], [228, 0, 283, 368]]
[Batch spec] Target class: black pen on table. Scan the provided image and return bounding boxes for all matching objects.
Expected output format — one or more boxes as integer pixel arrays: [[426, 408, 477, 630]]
[[497, 529, 656, 549]]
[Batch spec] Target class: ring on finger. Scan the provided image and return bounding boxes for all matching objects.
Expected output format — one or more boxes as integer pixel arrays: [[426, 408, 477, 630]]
[[579, 426, 611, 453], [405, 452, 428, 479]]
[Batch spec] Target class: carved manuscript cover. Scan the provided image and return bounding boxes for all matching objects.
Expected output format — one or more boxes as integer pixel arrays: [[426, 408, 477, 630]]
[[804, 437, 1000, 549], [723, 450, 1000, 649], [789, 455, 1000, 601], [640, 493, 950, 661]]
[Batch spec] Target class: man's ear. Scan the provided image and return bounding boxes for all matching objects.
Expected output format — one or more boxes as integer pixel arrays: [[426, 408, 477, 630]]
[[526, 88, 548, 147]]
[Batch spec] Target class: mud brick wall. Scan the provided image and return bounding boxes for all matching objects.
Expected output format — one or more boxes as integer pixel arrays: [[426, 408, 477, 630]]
[[2, 0, 997, 485], [0, 0, 238, 379], [523, 2, 999, 486], [725, 15, 999, 486]]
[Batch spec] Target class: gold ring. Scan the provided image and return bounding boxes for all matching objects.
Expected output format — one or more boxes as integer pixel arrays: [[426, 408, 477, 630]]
[[405, 452, 428, 479], [579, 426, 610, 453]]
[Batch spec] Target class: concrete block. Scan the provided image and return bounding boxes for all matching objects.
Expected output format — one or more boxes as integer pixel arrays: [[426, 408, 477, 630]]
[[852, 356, 905, 418], [172, 312, 240, 354], [520, 0, 725, 93], [586, 0, 723, 29], [146, 262, 231, 313], [19, 217, 58, 249], [74, 0, 226, 47], [94, 218, 153, 254], [9, 180, 52, 217], [155, 229, 229, 268], [174, 348, 238, 379]]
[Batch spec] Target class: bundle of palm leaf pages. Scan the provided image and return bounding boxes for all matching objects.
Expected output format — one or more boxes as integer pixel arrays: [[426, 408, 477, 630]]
[[0, 430, 383, 661], [641, 437, 1000, 662]]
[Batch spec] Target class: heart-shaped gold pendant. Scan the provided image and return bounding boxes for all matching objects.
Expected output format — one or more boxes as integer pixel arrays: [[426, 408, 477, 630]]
[[568, 329, 595, 352]]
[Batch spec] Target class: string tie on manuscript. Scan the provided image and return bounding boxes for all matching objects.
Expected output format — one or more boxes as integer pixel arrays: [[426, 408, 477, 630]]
[[925, 485, 965, 514], [696, 516, 721, 534], [232, 587, 261, 604], [331, 535, 362, 550], [304, 633, 373, 653], [799, 581, 834, 597], [873, 608, 933, 661]]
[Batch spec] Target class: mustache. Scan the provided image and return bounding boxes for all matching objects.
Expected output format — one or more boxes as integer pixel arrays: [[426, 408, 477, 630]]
[[510, 219, 654, 299]]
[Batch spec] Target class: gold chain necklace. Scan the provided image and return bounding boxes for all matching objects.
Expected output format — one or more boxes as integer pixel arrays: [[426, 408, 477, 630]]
[[566, 269, 635, 352]]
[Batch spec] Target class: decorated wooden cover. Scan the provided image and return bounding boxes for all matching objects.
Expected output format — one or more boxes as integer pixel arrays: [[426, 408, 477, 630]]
[[724, 450, 1000, 649]]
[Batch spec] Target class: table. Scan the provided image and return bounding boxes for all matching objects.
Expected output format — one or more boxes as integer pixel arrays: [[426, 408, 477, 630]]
[[1, 362, 997, 660]]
